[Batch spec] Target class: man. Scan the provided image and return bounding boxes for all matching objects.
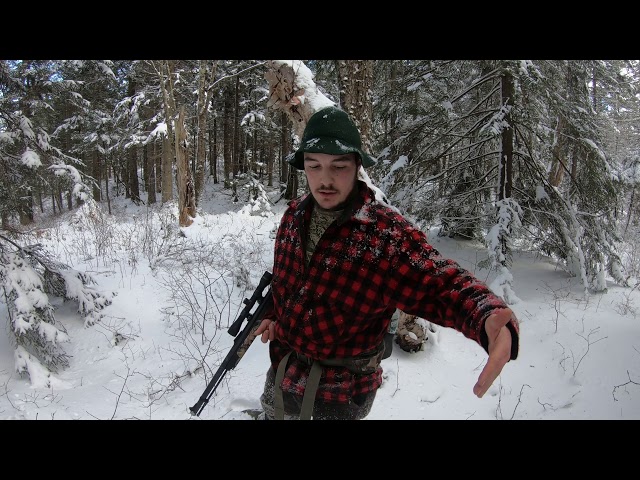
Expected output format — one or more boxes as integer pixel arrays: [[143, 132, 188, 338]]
[[254, 105, 519, 420]]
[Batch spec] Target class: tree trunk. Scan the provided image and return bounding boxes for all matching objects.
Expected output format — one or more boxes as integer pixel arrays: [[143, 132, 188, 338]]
[[623, 185, 636, 236], [499, 70, 514, 200], [232, 76, 241, 200], [175, 106, 196, 226], [142, 143, 149, 199], [157, 60, 177, 204], [210, 119, 218, 183], [145, 143, 156, 204], [36, 181, 43, 213], [336, 60, 374, 155], [56, 187, 63, 214], [161, 135, 173, 202], [266, 127, 273, 187], [548, 114, 567, 187], [264, 60, 325, 140], [281, 111, 297, 199], [253, 122, 258, 180], [194, 61, 216, 206], [104, 153, 112, 215], [223, 85, 233, 189], [127, 145, 141, 203], [154, 141, 161, 194], [19, 192, 34, 225], [92, 147, 101, 201], [50, 191, 56, 215]]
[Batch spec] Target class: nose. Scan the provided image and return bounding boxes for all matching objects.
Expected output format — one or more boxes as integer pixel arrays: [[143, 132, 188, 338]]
[[314, 167, 332, 187], [320, 169, 333, 184]]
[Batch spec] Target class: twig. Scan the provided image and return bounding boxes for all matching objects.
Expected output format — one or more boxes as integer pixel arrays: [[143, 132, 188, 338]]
[[509, 384, 531, 419], [613, 370, 640, 401]]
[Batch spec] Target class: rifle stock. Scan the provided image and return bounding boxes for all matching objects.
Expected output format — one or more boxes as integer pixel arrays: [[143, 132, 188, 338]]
[[189, 271, 273, 417]]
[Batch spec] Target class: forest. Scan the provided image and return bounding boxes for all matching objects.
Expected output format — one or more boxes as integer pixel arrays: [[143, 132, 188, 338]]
[[1, 59, 639, 381]]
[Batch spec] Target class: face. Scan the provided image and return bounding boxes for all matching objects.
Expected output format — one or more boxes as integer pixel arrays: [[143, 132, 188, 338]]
[[303, 152, 359, 210]]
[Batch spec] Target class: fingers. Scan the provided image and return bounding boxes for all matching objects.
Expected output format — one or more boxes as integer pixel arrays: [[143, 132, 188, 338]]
[[473, 357, 501, 398], [473, 358, 502, 398], [473, 326, 512, 398], [257, 319, 275, 343]]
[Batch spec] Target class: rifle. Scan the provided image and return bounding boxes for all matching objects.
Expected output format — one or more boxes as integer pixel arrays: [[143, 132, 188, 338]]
[[189, 270, 273, 417]]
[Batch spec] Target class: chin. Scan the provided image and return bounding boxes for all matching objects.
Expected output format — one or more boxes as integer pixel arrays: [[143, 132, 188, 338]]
[[312, 192, 349, 211]]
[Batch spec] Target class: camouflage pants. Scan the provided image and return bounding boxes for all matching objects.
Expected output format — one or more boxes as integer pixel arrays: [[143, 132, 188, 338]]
[[259, 365, 377, 420]]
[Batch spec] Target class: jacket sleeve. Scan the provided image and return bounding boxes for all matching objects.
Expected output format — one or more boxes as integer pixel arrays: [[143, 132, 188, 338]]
[[385, 224, 519, 360]]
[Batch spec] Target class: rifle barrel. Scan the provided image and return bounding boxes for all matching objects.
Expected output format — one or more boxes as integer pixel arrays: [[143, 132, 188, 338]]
[[189, 271, 273, 417]]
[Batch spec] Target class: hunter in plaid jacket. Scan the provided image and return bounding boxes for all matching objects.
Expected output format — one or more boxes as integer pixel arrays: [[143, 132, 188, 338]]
[[263, 180, 519, 404]]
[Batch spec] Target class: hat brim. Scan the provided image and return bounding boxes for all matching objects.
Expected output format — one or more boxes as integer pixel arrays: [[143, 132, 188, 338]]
[[290, 136, 376, 170]]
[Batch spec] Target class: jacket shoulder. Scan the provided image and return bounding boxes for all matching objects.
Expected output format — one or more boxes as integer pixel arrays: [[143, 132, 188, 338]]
[[357, 191, 427, 242], [286, 193, 310, 211], [356, 191, 410, 225]]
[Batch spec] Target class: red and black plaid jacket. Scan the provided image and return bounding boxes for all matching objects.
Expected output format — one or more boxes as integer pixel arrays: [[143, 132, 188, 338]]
[[264, 180, 519, 404]]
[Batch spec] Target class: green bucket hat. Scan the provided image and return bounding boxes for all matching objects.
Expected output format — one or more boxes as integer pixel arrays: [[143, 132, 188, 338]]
[[290, 106, 376, 170]]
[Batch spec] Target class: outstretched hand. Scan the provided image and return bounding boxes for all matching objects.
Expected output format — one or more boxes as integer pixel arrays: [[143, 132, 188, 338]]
[[255, 318, 276, 343], [473, 308, 515, 398]]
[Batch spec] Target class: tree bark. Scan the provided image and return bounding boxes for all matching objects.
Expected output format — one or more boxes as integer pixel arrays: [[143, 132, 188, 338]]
[[223, 87, 233, 189], [499, 70, 514, 200], [161, 135, 173, 202], [104, 154, 111, 215], [156, 60, 177, 204], [336, 60, 374, 155], [232, 75, 242, 201], [92, 147, 101, 201], [265, 60, 333, 200], [127, 145, 141, 203], [194, 60, 217, 206], [175, 106, 196, 226], [210, 119, 218, 183], [548, 114, 568, 187], [145, 143, 156, 204], [281, 111, 297, 199], [264, 60, 326, 140]]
